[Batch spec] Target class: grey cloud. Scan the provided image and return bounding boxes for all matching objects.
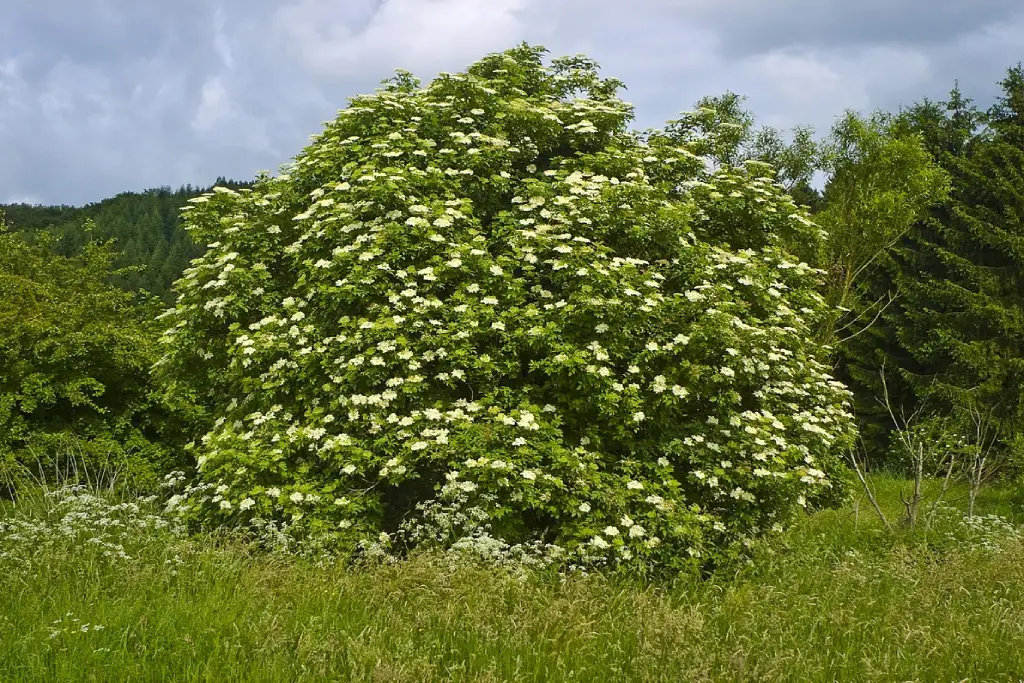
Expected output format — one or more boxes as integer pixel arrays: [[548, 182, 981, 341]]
[[672, 0, 1023, 57], [2, 0, 1023, 206], [521, 0, 1024, 131], [5, 1, 209, 68]]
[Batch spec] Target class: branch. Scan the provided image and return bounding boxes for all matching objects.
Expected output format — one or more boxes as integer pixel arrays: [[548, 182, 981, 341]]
[[846, 440, 892, 530], [836, 290, 901, 342]]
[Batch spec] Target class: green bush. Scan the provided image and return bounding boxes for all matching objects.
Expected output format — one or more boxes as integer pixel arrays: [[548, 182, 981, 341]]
[[156, 44, 855, 574], [0, 224, 187, 494]]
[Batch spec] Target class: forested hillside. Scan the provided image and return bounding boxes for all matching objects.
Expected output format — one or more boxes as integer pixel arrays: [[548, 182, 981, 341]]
[[1, 177, 252, 301]]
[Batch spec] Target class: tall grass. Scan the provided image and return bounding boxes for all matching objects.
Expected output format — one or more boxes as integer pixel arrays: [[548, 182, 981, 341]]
[[2, 474, 1023, 682]]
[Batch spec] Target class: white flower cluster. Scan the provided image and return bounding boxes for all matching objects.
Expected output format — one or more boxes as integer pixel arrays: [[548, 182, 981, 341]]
[[0, 486, 183, 573]]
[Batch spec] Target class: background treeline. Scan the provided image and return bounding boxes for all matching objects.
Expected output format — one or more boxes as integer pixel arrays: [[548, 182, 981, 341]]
[[0, 177, 249, 489], [2, 66, 1024, 491], [2, 177, 252, 302], [839, 68, 1024, 483]]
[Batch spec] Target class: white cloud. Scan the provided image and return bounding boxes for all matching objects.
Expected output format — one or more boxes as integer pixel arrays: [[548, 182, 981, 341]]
[[191, 76, 278, 158], [729, 45, 933, 132], [193, 77, 232, 131], [213, 7, 235, 70], [3, 194, 43, 205], [271, 0, 530, 81]]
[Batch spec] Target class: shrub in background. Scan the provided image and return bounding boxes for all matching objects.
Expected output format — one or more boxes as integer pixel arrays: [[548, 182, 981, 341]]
[[0, 223, 187, 494]]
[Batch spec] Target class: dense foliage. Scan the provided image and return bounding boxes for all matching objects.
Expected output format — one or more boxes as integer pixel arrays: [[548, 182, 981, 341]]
[[897, 71, 1024, 421], [806, 109, 951, 458], [841, 68, 1024, 470], [0, 223, 185, 493], [154, 45, 856, 574]]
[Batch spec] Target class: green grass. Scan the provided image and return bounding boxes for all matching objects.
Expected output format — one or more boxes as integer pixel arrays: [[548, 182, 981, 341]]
[[2, 475, 1024, 682]]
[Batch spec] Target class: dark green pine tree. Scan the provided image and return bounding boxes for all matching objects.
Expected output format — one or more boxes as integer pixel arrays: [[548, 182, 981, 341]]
[[790, 179, 824, 214], [836, 85, 985, 462], [887, 66, 1024, 438]]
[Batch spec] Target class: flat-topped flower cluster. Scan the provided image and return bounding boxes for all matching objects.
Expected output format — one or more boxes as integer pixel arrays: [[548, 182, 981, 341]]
[[0, 486, 183, 573], [156, 44, 855, 575]]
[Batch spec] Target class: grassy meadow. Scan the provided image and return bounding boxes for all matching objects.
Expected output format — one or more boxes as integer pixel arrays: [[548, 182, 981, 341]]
[[2, 474, 1024, 682]]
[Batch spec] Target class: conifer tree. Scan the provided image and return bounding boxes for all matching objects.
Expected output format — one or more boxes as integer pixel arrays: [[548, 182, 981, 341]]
[[853, 67, 1024, 463], [836, 91, 979, 460]]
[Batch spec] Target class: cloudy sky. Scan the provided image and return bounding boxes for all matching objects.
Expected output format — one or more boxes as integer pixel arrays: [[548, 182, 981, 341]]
[[3, 0, 1023, 206]]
